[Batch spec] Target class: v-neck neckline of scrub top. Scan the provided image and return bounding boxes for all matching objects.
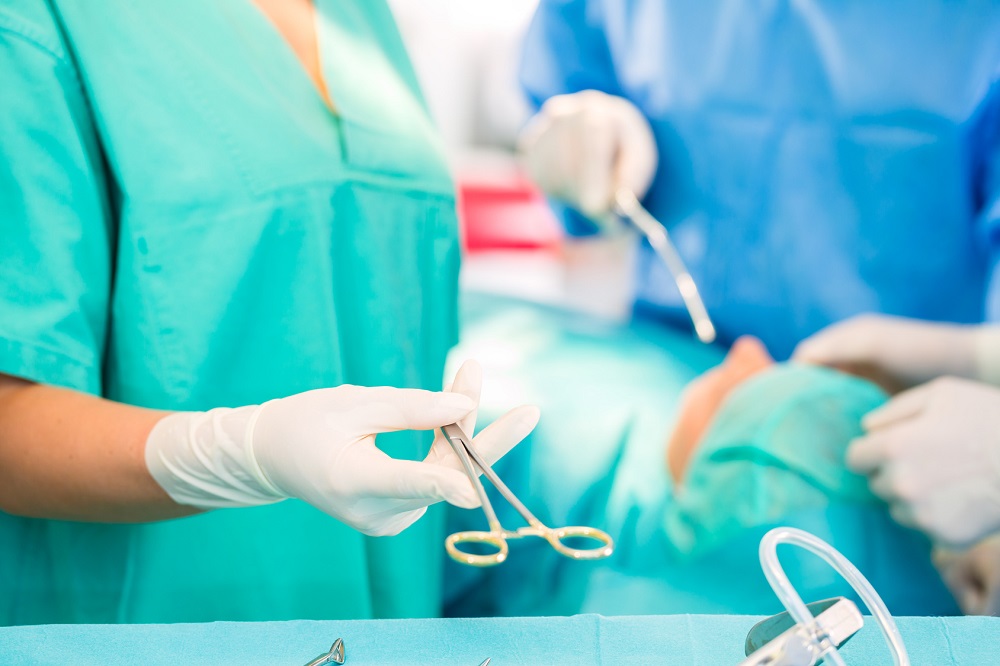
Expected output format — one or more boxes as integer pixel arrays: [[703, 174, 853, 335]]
[[217, 0, 452, 192], [245, 0, 339, 115], [244, 0, 340, 116]]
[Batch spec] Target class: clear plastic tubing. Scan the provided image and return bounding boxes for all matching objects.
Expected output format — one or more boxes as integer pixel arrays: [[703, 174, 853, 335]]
[[758, 527, 910, 666]]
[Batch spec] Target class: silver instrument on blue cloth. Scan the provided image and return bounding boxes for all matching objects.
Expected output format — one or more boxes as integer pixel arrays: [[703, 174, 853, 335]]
[[302, 637, 489, 664], [304, 638, 345, 666], [614, 188, 716, 344], [441, 422, 614, 567]]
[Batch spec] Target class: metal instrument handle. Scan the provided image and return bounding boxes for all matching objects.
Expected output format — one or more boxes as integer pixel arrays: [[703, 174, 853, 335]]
[[445, 530, 510, 567], [303, 638, 345, 666], [441, 424, 615, 565], [539, 524, 615, 560]]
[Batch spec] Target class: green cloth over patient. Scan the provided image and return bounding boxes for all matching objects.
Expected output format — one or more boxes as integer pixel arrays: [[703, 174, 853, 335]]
[[669, 365, 887, 559], [445, 293, 957, 617]]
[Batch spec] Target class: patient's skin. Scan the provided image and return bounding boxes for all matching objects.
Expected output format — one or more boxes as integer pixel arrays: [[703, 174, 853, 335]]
[[667, 337, 774, 484]]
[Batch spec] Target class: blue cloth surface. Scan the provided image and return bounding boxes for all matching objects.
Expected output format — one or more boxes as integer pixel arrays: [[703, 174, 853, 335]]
[[521, 0, 1000, 358], [0, 614, 996, 665]]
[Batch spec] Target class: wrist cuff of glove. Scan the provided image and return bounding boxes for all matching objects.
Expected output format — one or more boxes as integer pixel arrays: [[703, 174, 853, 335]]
[[974, 326, 1000, 386], [145, 407, 286, 510], [242, 400, 287, 498]]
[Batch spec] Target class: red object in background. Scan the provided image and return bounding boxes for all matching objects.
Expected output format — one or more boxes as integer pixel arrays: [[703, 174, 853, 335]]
[[457, 169, 563, 252]]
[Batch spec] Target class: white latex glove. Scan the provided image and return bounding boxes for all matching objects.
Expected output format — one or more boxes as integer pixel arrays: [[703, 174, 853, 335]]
[[519, 90, 658, 219], [848, 377, 1000, 548], [146, 360, 540, 536], [793, 315, 1000, 390], [935, 535, 1000, 616]]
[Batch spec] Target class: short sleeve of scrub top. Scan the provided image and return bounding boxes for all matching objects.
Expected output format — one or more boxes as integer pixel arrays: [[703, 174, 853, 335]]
[[0, 8, 112, 395]]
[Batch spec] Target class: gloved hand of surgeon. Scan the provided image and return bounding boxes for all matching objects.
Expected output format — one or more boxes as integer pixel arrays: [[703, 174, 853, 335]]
[[793, 314, 1000, 390], [795, 315, 1000, 547], [935, 535, 1000, 616], [848, 377, 1000, 548], [519, 90, 658, 219], [145, 360, 540, 536]]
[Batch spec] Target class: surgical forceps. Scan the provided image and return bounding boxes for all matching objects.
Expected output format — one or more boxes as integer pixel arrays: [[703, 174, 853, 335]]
[[441, 423, 615, 567], [614, 188, 717, 344]]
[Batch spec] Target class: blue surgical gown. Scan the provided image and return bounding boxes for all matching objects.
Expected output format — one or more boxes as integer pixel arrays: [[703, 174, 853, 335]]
[[521, 0, 1000, 358]]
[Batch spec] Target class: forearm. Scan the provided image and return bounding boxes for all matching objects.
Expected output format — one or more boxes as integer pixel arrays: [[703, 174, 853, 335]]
[[0, 374, 198, 522]]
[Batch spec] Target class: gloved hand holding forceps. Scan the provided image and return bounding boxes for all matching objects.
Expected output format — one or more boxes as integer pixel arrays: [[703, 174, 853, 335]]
[[148, 360, 540, 536], [0, 359, 538, 539]]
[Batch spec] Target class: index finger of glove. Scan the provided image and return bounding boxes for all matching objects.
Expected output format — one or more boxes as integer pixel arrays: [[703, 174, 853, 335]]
[[347, 387, 475, 435], [444, 359, 483, 440]]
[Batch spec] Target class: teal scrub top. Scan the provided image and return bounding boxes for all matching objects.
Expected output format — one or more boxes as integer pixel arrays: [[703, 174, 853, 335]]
[[0, 1, 459, 624]]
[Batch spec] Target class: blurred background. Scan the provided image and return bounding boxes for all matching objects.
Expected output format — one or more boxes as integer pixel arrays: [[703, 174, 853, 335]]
[[390, 0, 637, 321]]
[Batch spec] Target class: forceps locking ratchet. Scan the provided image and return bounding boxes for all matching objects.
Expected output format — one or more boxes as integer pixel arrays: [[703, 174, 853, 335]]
[[613, 188, 717, 344], [441, 423, 615, 567]]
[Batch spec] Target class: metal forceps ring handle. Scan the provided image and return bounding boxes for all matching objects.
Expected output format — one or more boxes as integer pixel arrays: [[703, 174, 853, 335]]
[[540, 524, 616, 560], [441, 423, 615, 567], [446, 529, 509, 567]]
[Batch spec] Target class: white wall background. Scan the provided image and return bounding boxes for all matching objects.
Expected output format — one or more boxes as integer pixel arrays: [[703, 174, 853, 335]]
[[388, 0, 539, 159], [388, 1, 637, 319]]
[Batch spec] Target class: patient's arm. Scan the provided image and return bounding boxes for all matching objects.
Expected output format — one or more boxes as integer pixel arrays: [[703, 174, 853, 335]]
[[667, 337, 774, 483]]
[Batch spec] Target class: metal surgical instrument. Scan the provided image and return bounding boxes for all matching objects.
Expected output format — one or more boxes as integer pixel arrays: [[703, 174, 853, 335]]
[[304, 638, 345, 666], [441, 423, 615, 567], [613, 188, 717, 344]]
